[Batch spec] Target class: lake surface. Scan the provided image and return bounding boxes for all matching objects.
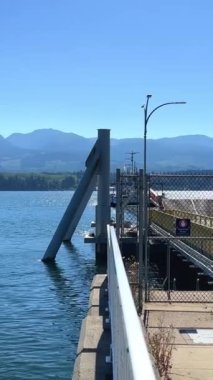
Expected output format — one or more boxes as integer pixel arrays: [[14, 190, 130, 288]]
[[0, 191, 97, 379]]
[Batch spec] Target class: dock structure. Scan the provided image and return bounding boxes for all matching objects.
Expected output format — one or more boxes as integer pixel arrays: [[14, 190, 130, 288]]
[[41, 130, 213, 379], [72, 226, 158, 380], [72, 171, 213, 379]]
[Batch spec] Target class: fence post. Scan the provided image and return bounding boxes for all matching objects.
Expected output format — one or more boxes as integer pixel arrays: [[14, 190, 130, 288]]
[[167, 242, 171, 300], [196, 278, 200, 291]]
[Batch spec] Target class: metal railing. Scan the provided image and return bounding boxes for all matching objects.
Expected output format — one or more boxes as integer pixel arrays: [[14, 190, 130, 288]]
[[150, 209, 213, 258], [150, 223, 213, 276], [107, 225, 157, 380], [165, 208, 213, 228]]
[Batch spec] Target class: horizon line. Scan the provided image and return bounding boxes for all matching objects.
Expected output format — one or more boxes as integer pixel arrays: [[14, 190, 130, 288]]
[[1, 128, 212, 140]]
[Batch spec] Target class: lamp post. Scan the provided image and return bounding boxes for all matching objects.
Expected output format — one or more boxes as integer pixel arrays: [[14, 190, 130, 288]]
[[139, 95, 186, 305]]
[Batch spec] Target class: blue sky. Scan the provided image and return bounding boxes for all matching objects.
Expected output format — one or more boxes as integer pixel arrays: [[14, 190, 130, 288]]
[[0, 0, 212, 139]]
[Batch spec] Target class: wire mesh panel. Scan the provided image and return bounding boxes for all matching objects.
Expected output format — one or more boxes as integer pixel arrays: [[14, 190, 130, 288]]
[[145, 174, 213, 302], [116, 170, 142, 239], [149, 174, 213, 255], [148, 290, 213, 303], [149, 174, 213, 214]]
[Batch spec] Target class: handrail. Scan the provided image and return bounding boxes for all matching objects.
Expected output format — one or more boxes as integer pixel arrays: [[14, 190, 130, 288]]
[[107, 225, 157, 380], [150, 209, 213, 258], [164, 208, 213, 228]]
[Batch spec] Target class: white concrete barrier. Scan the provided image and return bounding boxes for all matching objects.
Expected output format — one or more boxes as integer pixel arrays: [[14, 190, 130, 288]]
[[107, 225, 157, 380]]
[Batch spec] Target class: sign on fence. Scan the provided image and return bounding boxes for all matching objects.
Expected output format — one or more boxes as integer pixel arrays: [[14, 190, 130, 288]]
[[176, 218, 191, 236]]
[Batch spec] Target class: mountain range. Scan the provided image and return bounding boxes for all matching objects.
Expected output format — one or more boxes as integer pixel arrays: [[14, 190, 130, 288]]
[[0, 129, 212, 172]]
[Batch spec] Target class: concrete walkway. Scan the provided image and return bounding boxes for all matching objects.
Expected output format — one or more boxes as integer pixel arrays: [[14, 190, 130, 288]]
[[72, 274, 112, 380], [144, 299, 213, 380]]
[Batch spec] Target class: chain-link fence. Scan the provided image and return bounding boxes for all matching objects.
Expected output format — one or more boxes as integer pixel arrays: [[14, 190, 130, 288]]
[[148, 289, 213, 303], [115, 169, 142, 239], [145, 174, 213, 302]]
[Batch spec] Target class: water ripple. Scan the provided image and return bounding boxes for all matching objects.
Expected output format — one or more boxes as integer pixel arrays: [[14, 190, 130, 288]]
[[0, 191, 96, 379]]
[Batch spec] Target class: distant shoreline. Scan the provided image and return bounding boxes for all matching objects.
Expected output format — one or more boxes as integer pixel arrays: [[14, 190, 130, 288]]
[[0, 172, 83, 191]]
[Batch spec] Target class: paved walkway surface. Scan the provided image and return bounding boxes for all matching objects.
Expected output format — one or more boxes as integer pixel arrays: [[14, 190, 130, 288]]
[[143, 298, 213, 380], [72, 274, 112, 380]]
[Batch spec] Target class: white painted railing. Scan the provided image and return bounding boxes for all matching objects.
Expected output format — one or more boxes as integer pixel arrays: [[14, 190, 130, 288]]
[[107, 225, 157, 380]]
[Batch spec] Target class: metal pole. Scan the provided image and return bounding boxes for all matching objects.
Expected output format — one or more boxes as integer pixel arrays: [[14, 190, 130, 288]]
[[167, 242, 171, 300], [143, 95, 152, 302], [144, 173, 150, 301], [141, 95, 186, 302], [138, 169, 143, 313]]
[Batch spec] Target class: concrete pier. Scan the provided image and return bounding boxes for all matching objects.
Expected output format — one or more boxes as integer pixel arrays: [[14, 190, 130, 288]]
[[144, 297, 213, 380], [72, 274, 112, 380]]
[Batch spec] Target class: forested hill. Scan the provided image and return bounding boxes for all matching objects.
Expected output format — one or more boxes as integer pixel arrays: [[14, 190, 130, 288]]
[[0, 129, 213, 171], [0, 172, 83, 191]]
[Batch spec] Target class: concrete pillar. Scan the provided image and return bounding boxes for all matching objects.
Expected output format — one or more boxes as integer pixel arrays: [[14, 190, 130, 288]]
[[116, 169, 121, 239], [96, 129, 110, 263]]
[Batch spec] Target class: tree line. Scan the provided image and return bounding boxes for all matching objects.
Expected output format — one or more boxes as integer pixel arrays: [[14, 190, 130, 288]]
[[0, 172, 84, 191]]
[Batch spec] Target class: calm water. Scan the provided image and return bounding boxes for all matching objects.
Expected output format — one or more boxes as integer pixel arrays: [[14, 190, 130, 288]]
[[0, 191, 97, 380]]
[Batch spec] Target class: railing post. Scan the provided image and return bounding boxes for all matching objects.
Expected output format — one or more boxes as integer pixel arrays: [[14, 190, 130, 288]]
[[196, 277, 200, 291], [167, 242, 171, 301]]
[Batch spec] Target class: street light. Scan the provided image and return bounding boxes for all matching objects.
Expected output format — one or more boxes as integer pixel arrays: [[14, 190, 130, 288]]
[[139, 95, 186, 307]]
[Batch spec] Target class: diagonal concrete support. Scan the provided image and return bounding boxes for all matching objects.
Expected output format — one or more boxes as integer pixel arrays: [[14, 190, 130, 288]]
[[42, 129, 110, 263]]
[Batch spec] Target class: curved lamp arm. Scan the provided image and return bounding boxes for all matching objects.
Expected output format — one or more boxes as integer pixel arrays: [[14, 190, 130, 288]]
[[146, 101, 186, 125]]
